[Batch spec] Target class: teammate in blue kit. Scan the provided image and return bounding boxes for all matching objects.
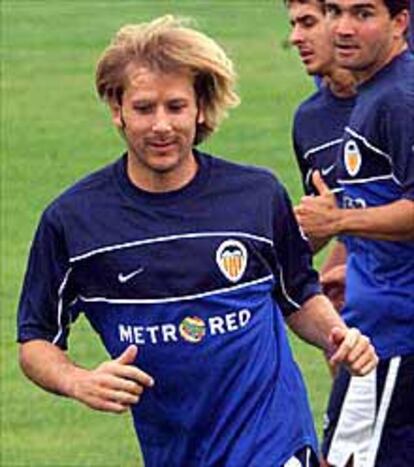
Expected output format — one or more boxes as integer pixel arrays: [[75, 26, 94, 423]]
[[295, 1, 414, 465], [286, 0, 355, 196], [17, 15, 377, 467], [285, 0, 356, 315]]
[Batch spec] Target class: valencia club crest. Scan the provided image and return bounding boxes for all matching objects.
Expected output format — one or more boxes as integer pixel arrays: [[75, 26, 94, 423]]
[[344, 139, 362, 177], [216, 239, 248, 283]]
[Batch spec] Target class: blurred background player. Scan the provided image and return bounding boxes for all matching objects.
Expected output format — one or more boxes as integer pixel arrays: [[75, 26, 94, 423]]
[[295, 0, 414, 465], [284, 0, 355, 322], [16, 15, 377, 467]]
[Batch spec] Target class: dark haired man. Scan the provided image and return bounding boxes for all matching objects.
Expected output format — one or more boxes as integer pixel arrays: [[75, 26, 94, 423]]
[[295, 1, 414, 465], [285, 0, 356, 318]]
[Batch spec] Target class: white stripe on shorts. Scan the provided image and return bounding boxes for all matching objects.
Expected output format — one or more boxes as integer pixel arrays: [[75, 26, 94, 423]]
[[283, 454, 302, 467], [283, 447, 311, 467], [365, 356, 401, 467], [306, 446, 311, 467], [327, 369, 377, 467]]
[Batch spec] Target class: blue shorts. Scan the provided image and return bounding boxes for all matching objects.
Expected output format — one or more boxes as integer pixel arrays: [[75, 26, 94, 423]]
[[322, 354, 414, 466]]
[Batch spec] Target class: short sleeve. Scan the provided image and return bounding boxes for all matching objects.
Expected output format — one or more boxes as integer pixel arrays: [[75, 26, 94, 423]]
[[17, 208, 79, 349], [381, 91, 414, 201], [271, 184, 321, 316], [293, 112, 313, 196]]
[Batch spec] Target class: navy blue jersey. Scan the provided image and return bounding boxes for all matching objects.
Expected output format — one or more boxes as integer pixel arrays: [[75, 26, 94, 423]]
[[337, 51, 414, 359], [17, 151, 320, 466], [293, 85, 355, 195], [313, 75, 323, 89]]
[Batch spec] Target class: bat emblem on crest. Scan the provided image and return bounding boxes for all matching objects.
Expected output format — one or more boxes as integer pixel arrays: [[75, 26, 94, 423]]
[[344, 139, 362, 177], [216, 239, 248, 283]]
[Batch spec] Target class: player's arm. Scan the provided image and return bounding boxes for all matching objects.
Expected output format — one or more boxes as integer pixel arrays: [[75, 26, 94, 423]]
[[332, 198, 414, 240], [320, 239, 346, 277], [17, 211, 153, 413], [271, 183, 376, 375], [307, 234, 332, 253], [286, 294, 377, 376], [295, 171, 414, 241], [319, 240, 347, 312], [19, 339, 154, 413], [292, 111, 311, 197]]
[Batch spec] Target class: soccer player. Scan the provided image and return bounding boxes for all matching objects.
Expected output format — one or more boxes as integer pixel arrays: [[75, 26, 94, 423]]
[[285, 0, 355, 315], [286, 0, 355, 195], [17, 15, 377, 467], [295, 0, 414, 465]]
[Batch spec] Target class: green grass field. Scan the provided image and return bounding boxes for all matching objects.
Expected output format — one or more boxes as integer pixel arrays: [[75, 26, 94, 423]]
[[1, 1, 331, 465]]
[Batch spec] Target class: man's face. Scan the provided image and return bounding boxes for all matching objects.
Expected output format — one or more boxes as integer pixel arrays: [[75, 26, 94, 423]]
[[288, 1, 335, 75], [111, 65, 204, 189], [325, 0, 406, 78]]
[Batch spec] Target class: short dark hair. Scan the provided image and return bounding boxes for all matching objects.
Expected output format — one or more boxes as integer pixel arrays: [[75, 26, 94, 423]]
[[383, 0, 410, 17], [318, 0, 409, 17], [283, 0, 324, 7]]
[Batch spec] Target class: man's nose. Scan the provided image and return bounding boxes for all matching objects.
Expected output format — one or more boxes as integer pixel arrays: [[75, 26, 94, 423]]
[[152, 109, 172, 133], [290, 25, 305, 46], [332, 14, 355, 37]]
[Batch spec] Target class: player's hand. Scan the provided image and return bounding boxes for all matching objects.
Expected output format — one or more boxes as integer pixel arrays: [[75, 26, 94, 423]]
[[328, 327, 378, 376], [320, 264, 346, 311], [294, 171, 341, 238], [70, 345, 154, 413]]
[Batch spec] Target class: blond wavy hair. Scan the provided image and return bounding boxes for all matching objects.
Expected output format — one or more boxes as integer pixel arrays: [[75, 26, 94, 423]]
[[96, 15, 240, 144]]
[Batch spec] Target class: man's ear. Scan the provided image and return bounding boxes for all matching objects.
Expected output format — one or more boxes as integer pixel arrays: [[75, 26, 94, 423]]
[[108, 98, 123, 129], [196, 103, 206, 125], [392, 10, 409, 41]]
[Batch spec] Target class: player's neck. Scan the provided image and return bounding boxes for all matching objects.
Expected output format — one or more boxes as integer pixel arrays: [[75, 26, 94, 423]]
[[126, 151, 199, 194], [353, 42, 408, 85], [324, 68, 356, 98]]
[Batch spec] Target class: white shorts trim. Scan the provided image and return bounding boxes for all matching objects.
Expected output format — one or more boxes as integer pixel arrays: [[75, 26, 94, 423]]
[[284, 446, 312, 467], [365, 356, 401, 467], [327, 356, 401, 467], [327, 369, 377, 467]]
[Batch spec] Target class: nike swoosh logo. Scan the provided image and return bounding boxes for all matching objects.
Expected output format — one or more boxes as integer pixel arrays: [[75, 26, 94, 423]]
[[118, 267, 144, 283], [321, 164, 335, 177]]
